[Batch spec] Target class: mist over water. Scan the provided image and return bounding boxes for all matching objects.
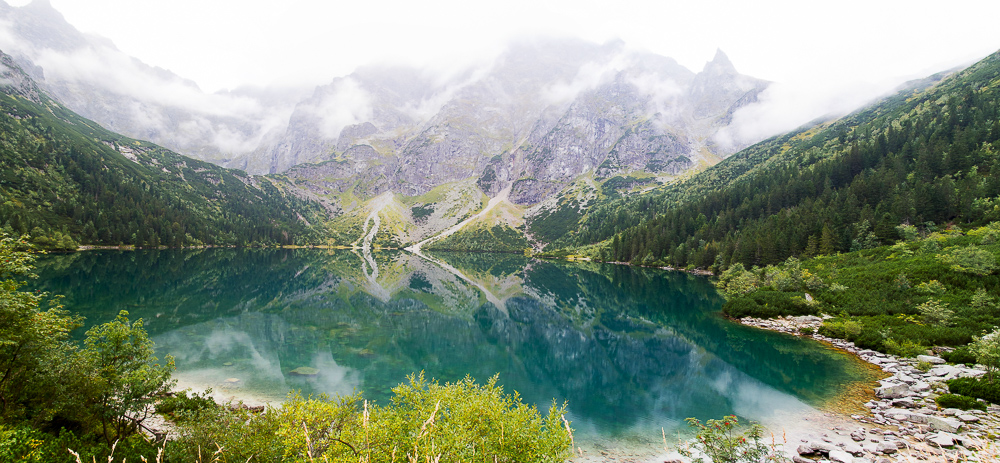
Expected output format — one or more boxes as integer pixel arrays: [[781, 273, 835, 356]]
[[32, 249, 876, 453]]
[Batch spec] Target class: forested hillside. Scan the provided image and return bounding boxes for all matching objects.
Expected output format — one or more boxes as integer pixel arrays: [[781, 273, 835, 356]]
[[0, 53, 331, 249], [557, 50, 1000, 269]]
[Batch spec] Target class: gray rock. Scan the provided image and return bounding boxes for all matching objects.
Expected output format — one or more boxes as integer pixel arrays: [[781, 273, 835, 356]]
[[810, 441, 837, 453], [959, 368, 987, 378], [843, 442, 864, 455], [829, 449, 853, 463], [910, 381, 930, 392], [926, 415, 962, 433], [796, 444, 816, 455], [882, 408, 927, 423], [875, 383, 910, 399], [876, 441, 898, 454], [791, 456, 813, 463], [916, 355, 945, 364], [928, 365, 962, 378], [890, 397, 916, 408], [926, 432, 955, 447]]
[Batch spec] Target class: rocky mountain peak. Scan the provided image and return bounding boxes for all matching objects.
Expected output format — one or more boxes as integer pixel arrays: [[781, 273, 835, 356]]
[[702, 49, 737, 75]]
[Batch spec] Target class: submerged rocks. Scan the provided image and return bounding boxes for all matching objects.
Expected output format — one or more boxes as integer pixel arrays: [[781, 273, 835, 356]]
[[289, 366, 320, 376]]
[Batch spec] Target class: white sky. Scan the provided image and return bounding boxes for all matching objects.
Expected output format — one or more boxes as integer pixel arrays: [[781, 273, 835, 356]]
[[8, 0, 1000, 94]]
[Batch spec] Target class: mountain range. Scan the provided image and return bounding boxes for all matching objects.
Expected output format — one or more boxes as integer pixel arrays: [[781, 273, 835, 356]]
[[0, 0, 779, 251], [1, 0, 997, 261]]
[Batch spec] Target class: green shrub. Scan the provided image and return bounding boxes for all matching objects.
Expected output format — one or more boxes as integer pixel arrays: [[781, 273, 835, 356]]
[[0, 424, 156, 463], [676, 415, 786, 463], [936, 246, 997, 275], [168, 374, 572, 463], [942, 347, 978, 365], [914, 280, 947, 294], [935, 394, 987, 411], [917, 299, 953, 325], [722, 291, 817, 318], [799, 327, 815, 335], [882, 338, 928, 358], [946, 377, 1000, 404], [154, 389, 218, 421], [969, 328, 1000, 381]]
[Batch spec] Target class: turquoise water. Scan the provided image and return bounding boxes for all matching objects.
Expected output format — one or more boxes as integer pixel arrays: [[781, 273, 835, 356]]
[[32, 249, 873, 453]]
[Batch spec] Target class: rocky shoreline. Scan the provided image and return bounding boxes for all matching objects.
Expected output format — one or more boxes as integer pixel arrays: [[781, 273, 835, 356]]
[[739, 315, 1000, 463]]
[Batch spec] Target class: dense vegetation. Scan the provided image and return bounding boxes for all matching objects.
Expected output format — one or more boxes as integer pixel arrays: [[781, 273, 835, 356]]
[[0, 54, 330, 250], [0, 236, 573, 462], [714, 223, 1000, 356], [551, 50, 1000, 270], [426, 224, 530, 253]]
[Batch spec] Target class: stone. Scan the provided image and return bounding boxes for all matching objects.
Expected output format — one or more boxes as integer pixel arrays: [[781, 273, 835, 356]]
[[942, 408, 961, 416], [876, 383, 910, 399], [876, 441, 898, 454], [926, 433, 955, 447], [829, 449, 853, 463], [890, 397, 915, 408], [843, 442, 864, 455], [928, 365, 962, 378], [959, 368, 987, 378], [224, 377, 240, 383], [796, 444, 816, 455], [289, 366, 320, 376], [810, 441, 837, 453], [916, 355, 945, 364], [882, 408, 927, 423], [910, 381, 930, 392], [926, 415, 962, 433]]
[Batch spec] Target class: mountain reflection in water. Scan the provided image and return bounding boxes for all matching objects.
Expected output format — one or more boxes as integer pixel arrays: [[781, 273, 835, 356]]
[[33, 249, 874, 450]]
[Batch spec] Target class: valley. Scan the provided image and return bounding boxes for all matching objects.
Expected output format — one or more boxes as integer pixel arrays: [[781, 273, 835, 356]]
[[1, 0, 1000, 462]]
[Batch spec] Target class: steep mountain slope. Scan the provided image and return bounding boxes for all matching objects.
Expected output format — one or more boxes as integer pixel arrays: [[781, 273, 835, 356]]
[[0, 0, 306, 166], [0, 52, 331, 247], [558, 49, 1000, 268]]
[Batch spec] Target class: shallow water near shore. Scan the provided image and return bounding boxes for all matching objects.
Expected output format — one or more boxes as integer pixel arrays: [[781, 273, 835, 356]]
[[32, 248, 877, 456]]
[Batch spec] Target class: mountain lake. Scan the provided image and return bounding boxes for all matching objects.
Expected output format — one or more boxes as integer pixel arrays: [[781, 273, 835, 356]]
[[31, 248, 878, 456]]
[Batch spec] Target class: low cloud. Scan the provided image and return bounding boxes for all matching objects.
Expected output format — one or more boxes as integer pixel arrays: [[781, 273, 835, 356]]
[[540, 52, 631, 105], [302, 77, 374, 140], [714, 78, 907, 152], [626, 70, 685, 121], [0, 19, 299, 157]]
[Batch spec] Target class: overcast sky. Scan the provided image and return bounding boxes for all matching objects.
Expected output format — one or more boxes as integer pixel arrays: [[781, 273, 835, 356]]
[[7, 0, 1000, 94]]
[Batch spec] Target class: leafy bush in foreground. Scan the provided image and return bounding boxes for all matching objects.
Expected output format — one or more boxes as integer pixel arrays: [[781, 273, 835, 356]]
[[169, 374, 572, 463], [677, 415, 788, 463]]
